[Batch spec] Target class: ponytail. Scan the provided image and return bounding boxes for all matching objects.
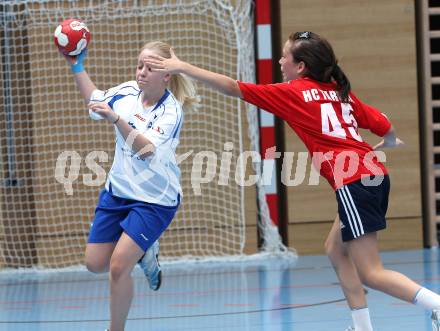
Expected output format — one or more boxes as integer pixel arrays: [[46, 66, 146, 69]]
[[332, 64, 351, 103], [169, 73, 200, 112], [141, 41, 200, 112]]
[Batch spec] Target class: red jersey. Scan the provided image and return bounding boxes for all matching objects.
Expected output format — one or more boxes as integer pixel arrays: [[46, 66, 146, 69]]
[[237, 77, 391, 190]]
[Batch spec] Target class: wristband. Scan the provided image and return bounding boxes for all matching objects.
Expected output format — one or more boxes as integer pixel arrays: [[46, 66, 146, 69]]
[[71, 62, 84, 74], [71, 49, 87, 74], [113, 115, 120, 125]]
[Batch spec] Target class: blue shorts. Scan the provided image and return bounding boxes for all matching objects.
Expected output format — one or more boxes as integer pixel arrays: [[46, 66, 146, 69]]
[[336, 175, 390, 242], [88, 189, 180, 251]]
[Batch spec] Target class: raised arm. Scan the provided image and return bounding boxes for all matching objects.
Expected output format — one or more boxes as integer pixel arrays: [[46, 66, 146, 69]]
[[65, 51, 97, 103], [73, 71, 96, 104], [144, 49, 242, 98]]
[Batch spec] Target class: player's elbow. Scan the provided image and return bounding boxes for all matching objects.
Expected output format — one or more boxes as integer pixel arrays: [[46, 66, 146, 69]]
[[137, 143, 155, 159], [226, 80, 242, 98], [218, 78, 241, 98]]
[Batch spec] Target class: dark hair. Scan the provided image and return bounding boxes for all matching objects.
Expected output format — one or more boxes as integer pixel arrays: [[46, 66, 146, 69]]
[[288, 31, 351, 102]]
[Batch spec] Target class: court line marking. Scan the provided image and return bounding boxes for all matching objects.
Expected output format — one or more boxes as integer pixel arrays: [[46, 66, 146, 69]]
[[0, 296, 348, 324]]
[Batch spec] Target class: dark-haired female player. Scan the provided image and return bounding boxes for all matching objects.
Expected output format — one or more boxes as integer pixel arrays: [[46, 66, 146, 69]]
[[144, 31, 440, 330]]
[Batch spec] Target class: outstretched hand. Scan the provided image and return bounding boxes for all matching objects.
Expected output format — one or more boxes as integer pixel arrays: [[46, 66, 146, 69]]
[[62, 53, 77, 65], [143, 48, 184, 74], [373, 137, 405, 150]]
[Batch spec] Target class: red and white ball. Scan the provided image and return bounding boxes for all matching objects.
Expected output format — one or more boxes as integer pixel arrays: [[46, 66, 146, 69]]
[[54, 18, 90, 56]]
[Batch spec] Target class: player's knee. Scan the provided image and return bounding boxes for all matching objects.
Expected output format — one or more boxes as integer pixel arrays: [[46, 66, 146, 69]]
[[358, 270, 379, 289], [324, 238, 334, 257], [84, 253, 109, 273], [325, 239, 344, 259], [85, 260, 108, 274], [109, 260, 128, 282]]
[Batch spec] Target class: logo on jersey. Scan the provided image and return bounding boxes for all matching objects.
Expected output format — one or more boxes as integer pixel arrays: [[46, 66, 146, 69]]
[[134, 114, 146, 122], [128, 121, 136, 129], [153, 126, 164, 135]]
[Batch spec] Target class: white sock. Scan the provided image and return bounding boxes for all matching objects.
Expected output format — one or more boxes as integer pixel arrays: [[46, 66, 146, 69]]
[[351, 307, 373, 331], [413, 287, 440, 310]]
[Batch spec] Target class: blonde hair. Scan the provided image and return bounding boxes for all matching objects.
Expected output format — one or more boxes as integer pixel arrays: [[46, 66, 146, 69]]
[[141, 41, 200, 112]]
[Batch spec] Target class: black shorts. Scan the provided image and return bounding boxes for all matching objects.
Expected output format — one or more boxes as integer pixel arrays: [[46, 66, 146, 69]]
[[336, 175, 390, 242]]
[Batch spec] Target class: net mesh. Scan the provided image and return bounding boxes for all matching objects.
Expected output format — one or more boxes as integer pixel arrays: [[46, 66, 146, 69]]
[[0, 0, 291, 268]]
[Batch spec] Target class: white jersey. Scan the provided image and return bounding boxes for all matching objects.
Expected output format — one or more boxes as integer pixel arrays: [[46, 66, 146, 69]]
[[90, 81, 182, 206]]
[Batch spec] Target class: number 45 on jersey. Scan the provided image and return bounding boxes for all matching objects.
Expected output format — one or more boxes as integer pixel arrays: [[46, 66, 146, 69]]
[[321, 102, 363, 142]]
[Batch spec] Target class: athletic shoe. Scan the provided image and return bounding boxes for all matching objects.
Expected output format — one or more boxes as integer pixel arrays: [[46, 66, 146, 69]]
[[433, 309, 440, 331], [138, 240, 162, 291]]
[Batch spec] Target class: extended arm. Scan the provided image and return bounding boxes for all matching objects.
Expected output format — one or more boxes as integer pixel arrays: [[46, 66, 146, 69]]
[[144, 49, 242, 98], [73, 71, 96, 104], [65, 51, 96, 103], [178, 62, 242, 98]]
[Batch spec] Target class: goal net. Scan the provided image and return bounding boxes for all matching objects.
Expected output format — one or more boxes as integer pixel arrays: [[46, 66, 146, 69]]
[[0, 0, 289, 268]]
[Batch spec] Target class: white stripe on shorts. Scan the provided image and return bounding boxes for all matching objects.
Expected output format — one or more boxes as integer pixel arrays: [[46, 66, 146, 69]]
[[343, 186, 365, 236], [338, 188, 359, 238]]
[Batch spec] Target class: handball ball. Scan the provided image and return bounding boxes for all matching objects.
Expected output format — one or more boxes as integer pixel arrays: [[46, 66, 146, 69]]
[[54, 18, 90, 56]]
